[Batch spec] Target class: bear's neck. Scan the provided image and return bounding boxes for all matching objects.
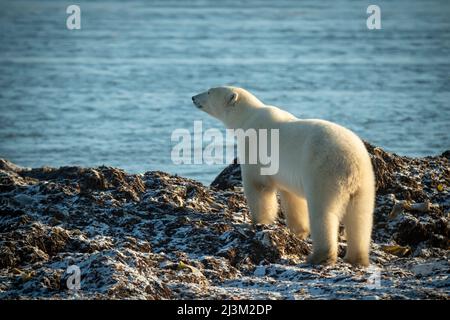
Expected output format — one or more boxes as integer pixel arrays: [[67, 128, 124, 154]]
[[223, 104, 261, 130]]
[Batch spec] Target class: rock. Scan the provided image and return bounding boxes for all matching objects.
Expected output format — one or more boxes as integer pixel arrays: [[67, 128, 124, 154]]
[[0, 159, 25, 172], [210, 158, 241, 191], [0, 146, 448, 299]]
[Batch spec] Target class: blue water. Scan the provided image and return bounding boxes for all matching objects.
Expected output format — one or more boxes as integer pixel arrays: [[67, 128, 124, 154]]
[[1, 0, 449, 184]]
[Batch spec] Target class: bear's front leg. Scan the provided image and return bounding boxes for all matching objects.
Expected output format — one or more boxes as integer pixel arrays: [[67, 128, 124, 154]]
[[242, 177, 278, 225]]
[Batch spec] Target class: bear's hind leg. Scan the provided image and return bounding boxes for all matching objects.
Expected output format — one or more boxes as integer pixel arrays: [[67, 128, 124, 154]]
[[280, 191, 310, 239], [243, 180, 278, 225], [343, 188, 374, 267], [306, 190, 345, 265]]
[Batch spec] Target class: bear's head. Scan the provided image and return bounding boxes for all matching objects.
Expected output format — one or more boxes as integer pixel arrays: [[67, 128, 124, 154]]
[[192, 86, 263, 128]]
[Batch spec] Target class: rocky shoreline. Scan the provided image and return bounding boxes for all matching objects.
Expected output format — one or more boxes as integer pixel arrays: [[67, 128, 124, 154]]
[[0, 143, 448, 299]]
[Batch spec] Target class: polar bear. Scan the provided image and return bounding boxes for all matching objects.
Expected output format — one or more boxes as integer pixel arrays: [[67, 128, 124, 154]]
[[192, 86, 375, 266]]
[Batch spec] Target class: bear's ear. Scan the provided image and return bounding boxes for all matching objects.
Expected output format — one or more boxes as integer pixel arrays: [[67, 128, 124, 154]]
[[226, 92, 239, 107]]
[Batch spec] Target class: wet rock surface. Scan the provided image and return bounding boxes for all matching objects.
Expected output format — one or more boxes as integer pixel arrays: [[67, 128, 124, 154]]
[[0, 146, 448, 300]]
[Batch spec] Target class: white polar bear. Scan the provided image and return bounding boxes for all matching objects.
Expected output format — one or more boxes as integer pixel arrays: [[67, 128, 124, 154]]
[[192, 86, 375, 266]]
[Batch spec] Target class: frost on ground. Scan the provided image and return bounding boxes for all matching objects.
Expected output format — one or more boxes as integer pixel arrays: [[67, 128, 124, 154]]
[[0, 143, 448, 299]]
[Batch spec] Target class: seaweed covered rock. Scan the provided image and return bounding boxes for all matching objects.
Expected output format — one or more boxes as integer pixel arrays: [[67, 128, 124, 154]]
[[0, 147, 448, 299]]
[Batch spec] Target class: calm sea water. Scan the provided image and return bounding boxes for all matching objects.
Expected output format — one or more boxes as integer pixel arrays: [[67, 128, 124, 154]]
[[1, 0, 449, 184]]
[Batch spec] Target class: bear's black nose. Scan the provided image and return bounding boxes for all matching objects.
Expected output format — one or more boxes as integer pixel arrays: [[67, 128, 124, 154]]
[[192, 96, 195, 101]]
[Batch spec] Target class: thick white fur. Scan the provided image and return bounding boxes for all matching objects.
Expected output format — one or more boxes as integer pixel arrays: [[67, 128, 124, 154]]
[[192, 86, 375, 266]]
